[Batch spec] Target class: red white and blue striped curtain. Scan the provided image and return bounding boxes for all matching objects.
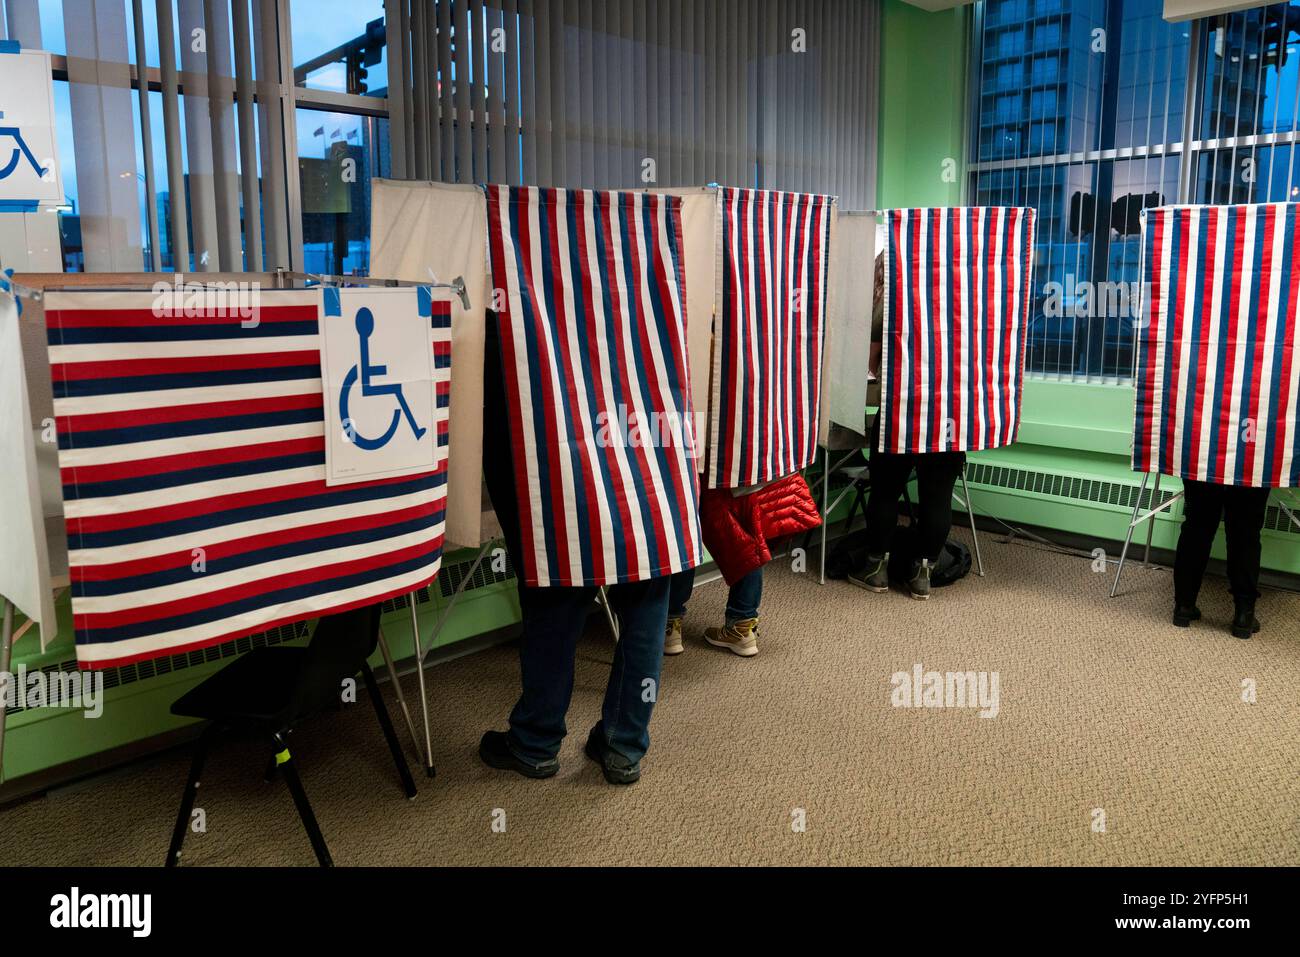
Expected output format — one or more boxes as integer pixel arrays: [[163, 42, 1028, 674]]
[[1133, 203, 1300, 488], [708, 187, 834, 489], [485, 185, 703, 588], [45, 288, 452, 669], [878, 206, 1036, 455]]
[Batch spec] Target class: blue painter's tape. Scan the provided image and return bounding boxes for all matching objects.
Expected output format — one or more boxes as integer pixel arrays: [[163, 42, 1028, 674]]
[[323, 286, 341, 316], [0, 40, 21, 54], [417, 285, 432, 318], [0, 199, 39, 212]]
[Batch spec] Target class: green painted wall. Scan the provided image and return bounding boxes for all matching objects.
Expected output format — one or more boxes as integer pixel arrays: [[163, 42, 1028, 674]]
[[877, 0, 968, 209]]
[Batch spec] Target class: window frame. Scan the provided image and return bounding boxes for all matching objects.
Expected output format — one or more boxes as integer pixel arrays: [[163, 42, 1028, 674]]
[[37, 0, 391, 275], [968, 1, 1300, 384]]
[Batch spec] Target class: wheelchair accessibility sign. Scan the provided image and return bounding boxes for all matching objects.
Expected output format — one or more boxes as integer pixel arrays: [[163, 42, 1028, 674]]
[[320, 287, 440, 485], [0, 47, 63, 207]]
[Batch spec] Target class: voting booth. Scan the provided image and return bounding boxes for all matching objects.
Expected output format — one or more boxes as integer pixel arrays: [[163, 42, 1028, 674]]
[[1113, 202, 1300, 595], [0, 275, 459, 781]]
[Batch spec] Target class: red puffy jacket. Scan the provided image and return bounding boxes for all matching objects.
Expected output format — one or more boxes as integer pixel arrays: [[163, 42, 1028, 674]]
[[699, 472, 822, 584]]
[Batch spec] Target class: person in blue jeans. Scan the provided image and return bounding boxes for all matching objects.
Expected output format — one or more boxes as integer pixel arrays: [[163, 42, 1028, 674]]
[[477, 312, 670, 785], [664, 566, 763, 658], [480, 577, 670, 785]]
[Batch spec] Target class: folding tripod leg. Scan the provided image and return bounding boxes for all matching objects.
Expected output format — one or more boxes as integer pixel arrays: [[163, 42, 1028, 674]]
[[1111, 472, 1150, 598]]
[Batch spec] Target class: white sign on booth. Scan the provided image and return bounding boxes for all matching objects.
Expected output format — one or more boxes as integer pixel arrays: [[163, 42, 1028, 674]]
[[0, 48, 63, 207], [319, 287, 439, 486]]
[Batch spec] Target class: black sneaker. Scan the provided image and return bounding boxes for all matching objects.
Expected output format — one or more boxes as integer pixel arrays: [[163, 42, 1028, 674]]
[[478, 730, 559, 779], [907, 559, 932, 601], [1230, 608, 1261, 640], [1172, 604, 1202, 628], [584, 725, 641, 785], [848, 553, 890, 593]]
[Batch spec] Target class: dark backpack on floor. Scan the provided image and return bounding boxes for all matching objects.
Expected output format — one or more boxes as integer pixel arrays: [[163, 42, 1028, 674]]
[[827, 524, 972, 588]]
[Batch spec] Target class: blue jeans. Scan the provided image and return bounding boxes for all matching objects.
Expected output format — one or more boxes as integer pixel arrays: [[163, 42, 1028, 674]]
[[507, 575, 670, 768], [667, 567, 763, 623]]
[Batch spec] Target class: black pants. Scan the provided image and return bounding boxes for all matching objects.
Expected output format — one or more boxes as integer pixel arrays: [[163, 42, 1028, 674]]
[[864, 450, 965, 563], [1173, 479, 1270, 609]]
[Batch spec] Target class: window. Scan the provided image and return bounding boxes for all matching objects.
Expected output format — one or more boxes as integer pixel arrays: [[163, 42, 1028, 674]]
[[1194, 6, 1300, 203], [290, 0, 387, 98], [971, 0, 1300, 382], [971, 0, 1190, 382], [18, 0, 390, 275], [295, 109, 389, 275]]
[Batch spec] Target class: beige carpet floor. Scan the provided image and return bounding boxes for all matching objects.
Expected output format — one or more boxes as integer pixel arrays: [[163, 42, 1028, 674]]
[[2, 532, 1297, 866]]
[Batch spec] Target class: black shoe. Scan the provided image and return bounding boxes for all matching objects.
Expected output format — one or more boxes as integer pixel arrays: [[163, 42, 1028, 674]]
[[907, 559, 932, 601], [1230, 608, 1261, 640], [848, 553, 890, 593], [584, 725, 641, 785], [1172, 604, 1202, 628], [478, 730, 559, 779]]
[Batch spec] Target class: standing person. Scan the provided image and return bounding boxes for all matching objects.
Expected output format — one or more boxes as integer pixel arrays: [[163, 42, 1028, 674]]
[[1172, 480, 1271, 639], [664, 566, 762, 657], [848, 241, 963, 601], [665, 470, 820, 657], [849, 446, 964, 601], [477, 314, 672, 786]]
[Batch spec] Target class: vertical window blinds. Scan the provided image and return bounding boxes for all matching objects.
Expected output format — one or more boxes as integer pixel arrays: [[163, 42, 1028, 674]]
[[386, 0, 880, 209]]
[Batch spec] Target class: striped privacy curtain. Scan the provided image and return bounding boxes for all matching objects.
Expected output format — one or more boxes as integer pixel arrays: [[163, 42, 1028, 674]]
[[878, 207, 1037, 455], [708, 187, 835, 490], [1133, 203, 1300, 488], [485, 185, 703, 588], [45, 288, 453, 669]]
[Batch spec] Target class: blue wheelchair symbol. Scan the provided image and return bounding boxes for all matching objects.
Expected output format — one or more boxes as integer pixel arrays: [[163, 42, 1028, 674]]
[[0, 114, 48, 180], [340, 307, 427, 450]]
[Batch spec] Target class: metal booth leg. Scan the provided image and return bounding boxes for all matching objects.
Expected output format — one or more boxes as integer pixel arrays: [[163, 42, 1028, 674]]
[[820, 446, 831, 585], [1143, 472, 1162, 566], [375, 625, 422, 763], [407, 541, 494, 779], [0, 598, 12, 782], [1110, 472, 1150, 598], [597, 587, 619, 641], [958, 464, 985, 578], [406, 590, 436, 779]]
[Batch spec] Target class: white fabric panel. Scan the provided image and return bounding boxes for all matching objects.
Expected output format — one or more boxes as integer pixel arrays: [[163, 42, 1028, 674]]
[[820, 210, 876, 446], [653, 186, 716, 467], [0, 295, 57, 642], [369, 179, 489, 547]]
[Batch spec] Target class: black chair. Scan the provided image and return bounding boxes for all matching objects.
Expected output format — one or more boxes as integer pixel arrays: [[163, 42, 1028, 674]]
[[165, 604, 416, 867]]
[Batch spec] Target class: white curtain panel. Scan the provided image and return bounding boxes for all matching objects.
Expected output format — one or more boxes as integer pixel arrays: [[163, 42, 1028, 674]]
[[0, 294, 57, 642], [819, 210, 876, 447], [648, 186, 717, 467], [369, 179, 491, 548]]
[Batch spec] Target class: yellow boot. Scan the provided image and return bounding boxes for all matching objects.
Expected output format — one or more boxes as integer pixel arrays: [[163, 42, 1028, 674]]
[[704, 617, 759, 657]]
